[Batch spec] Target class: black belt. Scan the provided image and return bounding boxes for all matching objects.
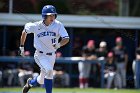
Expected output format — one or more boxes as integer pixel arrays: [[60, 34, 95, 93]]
[[39, 51, 54, 55]]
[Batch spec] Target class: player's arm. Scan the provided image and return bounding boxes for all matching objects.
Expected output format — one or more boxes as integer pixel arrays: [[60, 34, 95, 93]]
[[19, 30, 27, 57], [19, 22, 34, 56], [53, 38, 69, 49], [59, 38, 69, 47], [54, 22, 70, 49], [20, 30, 27, 46]]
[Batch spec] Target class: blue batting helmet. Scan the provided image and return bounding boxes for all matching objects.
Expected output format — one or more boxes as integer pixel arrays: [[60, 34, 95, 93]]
[[42, 5, 57, 19]]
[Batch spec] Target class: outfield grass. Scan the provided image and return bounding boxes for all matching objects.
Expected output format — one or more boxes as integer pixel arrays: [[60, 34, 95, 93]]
[[0, 87, 140, 93]]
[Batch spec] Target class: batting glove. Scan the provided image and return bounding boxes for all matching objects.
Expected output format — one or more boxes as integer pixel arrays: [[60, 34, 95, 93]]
[[53, 43, 61, 49], [19, 47, 25, 57]]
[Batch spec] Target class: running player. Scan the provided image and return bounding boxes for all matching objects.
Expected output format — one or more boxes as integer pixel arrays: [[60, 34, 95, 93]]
[[19, 5, 69, 93]]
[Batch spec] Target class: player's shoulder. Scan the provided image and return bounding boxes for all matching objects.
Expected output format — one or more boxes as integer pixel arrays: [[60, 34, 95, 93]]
[[25, 20, 42, 27], [33, 20, 43, 27]]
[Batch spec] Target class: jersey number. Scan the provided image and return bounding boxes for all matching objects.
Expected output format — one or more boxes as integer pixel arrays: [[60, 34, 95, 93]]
[[51, 38, 56, 44]]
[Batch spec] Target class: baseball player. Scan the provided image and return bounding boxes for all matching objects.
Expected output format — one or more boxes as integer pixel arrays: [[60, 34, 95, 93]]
[[19, 5, 69, 93]]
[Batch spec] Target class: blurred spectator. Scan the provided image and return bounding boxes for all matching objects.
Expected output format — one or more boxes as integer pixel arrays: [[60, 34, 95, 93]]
[[112, 37, 128, 88], [104, 52, 116, 88], [78, 40, 97, 88], [3, 51, 18, 86], [96, 41, 108, 60], [132, 47, 140, 89], [18, 62, 34, 87], [95, 41, 108, 84], [18, 51, 38, 86], [53, 66, 70, 87], [53, 52, 70, 87]]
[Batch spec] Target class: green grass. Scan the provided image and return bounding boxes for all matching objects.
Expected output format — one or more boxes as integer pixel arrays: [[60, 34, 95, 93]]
[[0, 87, 140, 93]]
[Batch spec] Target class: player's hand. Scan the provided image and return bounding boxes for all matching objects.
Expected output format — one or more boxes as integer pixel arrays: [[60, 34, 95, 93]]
[[53, 43, 61, 49], [19, 47, 25, 57]]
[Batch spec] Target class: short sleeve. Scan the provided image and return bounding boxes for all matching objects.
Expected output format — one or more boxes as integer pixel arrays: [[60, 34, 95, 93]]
[[58, 23, 69, 39], [23, 22, 35, 34]]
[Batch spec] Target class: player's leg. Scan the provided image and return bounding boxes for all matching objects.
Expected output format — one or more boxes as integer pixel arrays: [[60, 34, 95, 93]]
[[43, 55, 55, 93], [22, 53, 45, 93], [33, 54, 54, 93], [24, 69, 45, 87], [37, 69, 46, 84], [27, 55, 44, 86], [29, 69, 46, 86], [44, 70, 53, 93]]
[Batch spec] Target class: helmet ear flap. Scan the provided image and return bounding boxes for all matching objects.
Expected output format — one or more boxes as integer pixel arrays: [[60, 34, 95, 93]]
[[44, 15, 47, 19], [55, 14, 57, 18]]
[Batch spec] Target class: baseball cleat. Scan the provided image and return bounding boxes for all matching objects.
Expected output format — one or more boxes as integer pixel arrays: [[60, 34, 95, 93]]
[[22, 78, 32, 93]]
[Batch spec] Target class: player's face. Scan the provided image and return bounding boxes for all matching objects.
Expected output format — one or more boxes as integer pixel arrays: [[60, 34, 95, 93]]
[[45, 14, 55, 25]]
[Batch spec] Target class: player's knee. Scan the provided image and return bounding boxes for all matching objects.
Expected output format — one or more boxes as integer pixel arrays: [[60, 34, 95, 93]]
[[45, 69, 53, 79], [37, 75, 44, 84]]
